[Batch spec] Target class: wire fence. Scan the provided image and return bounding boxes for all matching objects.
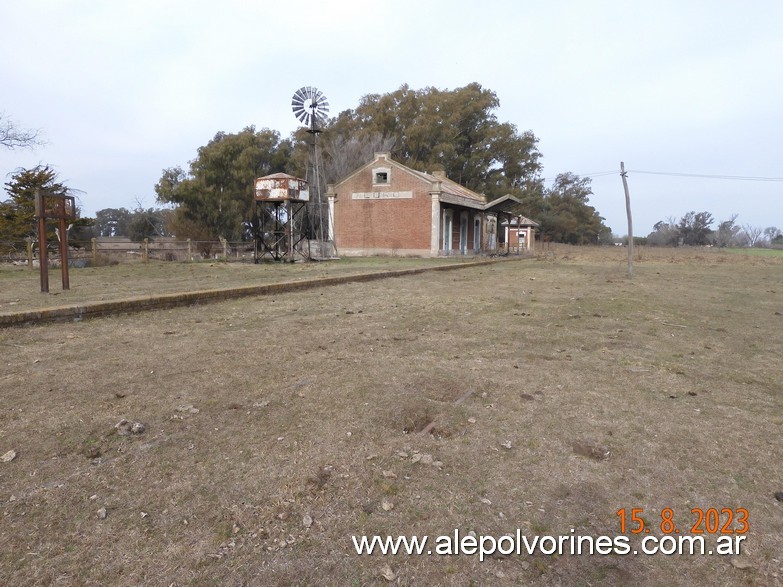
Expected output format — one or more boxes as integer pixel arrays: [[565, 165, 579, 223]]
[[1, 237, 259, 266], [2, 237, 535, 267]]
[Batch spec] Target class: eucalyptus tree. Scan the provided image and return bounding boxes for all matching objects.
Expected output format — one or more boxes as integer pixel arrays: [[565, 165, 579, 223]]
[[538, 173, 611, 244], [154, 127, 295, 241], [323, 83, 543, 200]]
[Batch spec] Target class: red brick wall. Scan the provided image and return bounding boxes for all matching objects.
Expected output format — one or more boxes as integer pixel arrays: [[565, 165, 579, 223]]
[[509, 228, 520, 247], [334, 166, 432, 252]]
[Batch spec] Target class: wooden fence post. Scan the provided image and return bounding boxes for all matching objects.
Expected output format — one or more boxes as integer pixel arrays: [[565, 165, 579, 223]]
[[91, 238, 97, 266], [187, 238, 192, 262], [26, 237, 33, 270], [620, 162, 633, 279], [143, 238, 149, 263]]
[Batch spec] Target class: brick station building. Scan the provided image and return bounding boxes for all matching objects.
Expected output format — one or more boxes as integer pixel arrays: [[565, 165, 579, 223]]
[[326, 152, 538, 257]]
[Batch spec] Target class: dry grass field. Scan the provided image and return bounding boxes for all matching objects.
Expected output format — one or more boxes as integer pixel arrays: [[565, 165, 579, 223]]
[[1, 246, 781, 586], [0, 257, 472, 316]]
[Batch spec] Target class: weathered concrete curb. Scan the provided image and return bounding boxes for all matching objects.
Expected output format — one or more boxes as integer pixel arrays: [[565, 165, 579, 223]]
[[0, 258, 520, 327]]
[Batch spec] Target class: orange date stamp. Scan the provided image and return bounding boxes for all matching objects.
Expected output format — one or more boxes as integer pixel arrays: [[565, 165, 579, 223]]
[[616, 507, 749, 535]]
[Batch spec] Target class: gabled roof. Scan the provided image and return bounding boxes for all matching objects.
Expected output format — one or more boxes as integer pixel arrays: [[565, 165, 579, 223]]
[[482, 194, 536, 219], [408, 168, 486, 204], [331, 152, 409, 188], [331, 153, 538, 223], [502, 215, 540, 227], [258, 172, 307, 182], [332, 152, 486, 205]]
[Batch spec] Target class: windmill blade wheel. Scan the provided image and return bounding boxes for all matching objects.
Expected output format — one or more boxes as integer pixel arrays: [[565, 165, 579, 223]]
[[291, 86, 329, 128]]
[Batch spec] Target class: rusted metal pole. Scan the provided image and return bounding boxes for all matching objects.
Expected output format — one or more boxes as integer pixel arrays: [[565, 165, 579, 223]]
[[59, 217, 70, 290], [36, 190, 49, 293], [287, 200, 293, 261]]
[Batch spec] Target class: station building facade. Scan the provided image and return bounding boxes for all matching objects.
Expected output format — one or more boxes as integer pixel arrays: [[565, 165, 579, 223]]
[[326, 152, 538, 257]]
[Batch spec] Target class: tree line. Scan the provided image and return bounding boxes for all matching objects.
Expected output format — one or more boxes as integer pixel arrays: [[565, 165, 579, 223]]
[[4, 85, 615, 248], [636, 211, 782, 248], [152, 83, 612, 245]]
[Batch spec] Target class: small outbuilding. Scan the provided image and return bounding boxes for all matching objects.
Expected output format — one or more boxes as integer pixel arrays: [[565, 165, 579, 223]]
[[326, 152, 537, 257]]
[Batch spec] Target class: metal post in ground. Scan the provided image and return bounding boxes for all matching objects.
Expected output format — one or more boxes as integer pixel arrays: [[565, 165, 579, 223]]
[[59, 217, 70, 290], [37, 191, 49, 293]]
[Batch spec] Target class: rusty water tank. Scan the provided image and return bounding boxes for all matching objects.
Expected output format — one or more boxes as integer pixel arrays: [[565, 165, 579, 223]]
[[255, 173, 309, 201]]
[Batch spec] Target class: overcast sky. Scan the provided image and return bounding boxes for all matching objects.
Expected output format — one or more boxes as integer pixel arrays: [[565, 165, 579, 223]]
[[2, 0, 781, 236]]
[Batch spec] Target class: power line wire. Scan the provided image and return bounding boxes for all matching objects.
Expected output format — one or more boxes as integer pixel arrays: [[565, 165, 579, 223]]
[[539, 170, 618, 182], [540, 169, 783, 183], [628, 170, 783, 182]]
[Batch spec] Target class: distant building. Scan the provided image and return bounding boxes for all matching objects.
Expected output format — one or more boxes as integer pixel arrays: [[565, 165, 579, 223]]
[[327, 152, 538, 257]]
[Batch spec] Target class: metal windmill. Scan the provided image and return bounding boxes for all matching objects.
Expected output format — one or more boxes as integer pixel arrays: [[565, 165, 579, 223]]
[[291, 86, 330, 131], [291, 86, 333, 258]]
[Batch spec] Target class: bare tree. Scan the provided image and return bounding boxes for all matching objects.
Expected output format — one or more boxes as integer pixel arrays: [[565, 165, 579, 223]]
[[0, 113, 43, 150], [321, 132, 396, 185], [740, 224, 764, 247]]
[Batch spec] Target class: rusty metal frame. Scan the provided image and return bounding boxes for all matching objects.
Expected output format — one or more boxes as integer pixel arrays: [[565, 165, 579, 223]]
[[253, 173, 311, 263], [254, 199, 310, 262], [34, 191, 77, 293]]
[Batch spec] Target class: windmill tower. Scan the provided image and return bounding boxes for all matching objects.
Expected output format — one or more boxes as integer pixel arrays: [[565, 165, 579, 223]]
[[291, 86, 334, 258]]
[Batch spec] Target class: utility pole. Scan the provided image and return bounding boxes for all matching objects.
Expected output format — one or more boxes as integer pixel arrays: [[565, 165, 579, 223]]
[[621, 162, 633, 279]]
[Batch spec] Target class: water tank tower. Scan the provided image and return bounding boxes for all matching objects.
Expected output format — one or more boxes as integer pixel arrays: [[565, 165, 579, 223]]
[[254, 173, 310, 262]]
